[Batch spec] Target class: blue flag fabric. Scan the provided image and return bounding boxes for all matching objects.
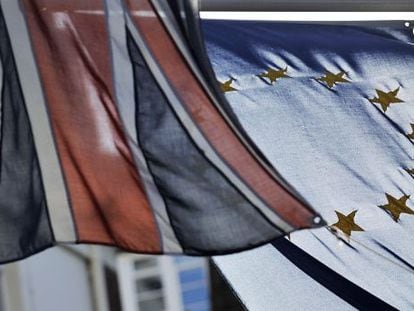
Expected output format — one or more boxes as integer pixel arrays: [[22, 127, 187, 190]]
[[204, 19, 414, 308]]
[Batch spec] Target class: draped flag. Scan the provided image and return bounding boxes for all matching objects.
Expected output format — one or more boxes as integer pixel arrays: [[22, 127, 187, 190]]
[[1, 1, 413, 308], [204, 17, 414, 309], [0, 0, 323, 263]]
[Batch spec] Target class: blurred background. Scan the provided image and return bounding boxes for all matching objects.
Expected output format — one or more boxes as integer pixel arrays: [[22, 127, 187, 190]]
[[0, 246, 243, 311]]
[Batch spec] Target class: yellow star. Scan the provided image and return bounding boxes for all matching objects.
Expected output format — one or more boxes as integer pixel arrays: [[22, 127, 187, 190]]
[[369, 87, 404, 112], [317, 71, 350, 89], [407, 124, 414, 140], [219, 78, 236, 93], [258, 67, 289, 84], [331, 210, 364, 236], [379, 193, 414, 222]]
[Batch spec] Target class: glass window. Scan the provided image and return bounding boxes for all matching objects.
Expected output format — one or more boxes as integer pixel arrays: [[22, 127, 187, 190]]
[[118, 255, 212, 311], [179, 268, 205, 284], [136, 276, 162, 292], [134, 258, 167, 311], [182, 287, 209, 305], [138, 296, 165, 311], [133, 258, 157, 270], [176, 258, 211, 311]]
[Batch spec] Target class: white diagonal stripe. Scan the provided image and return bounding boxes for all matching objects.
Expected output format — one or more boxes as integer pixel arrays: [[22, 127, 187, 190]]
[[2, 0, 77, 242], [104, 0, 182, 253]]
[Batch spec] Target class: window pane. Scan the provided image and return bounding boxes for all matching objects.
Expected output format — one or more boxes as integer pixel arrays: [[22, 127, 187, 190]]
[[179, 268, 205, 284], [133, 258, 157, 270], [174, 257, 195, 265], [138, 297, 165, 311], [182, 287, 209, 305], [136, 276, 162, 292]]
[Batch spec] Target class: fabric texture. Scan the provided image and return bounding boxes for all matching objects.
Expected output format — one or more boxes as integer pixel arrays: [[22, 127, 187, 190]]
[[127, 30, 281, 254], [0, 0, 321, 262], [0, 6, 53, 262], [204, 19, 414, 309]]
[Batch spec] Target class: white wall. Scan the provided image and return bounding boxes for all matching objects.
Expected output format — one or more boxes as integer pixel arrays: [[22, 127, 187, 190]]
[[1, 245, 117, 311]]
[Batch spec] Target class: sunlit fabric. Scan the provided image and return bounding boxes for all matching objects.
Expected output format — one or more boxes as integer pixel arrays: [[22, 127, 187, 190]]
[[204, 19, 414, 309], [0, 0, 324, 262]]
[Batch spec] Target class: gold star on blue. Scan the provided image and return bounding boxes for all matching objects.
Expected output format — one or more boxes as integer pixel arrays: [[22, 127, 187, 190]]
[[331, 210, 364, 236], [317, 71, 350, 89], [379, 193, 414, 222], [369, 88, 404, 112], [219, 78, 236, 93], [258, 67, 289, 84]]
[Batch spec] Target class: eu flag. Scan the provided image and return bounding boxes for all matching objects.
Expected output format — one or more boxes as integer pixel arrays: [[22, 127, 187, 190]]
[[205, 18, 414, 309]]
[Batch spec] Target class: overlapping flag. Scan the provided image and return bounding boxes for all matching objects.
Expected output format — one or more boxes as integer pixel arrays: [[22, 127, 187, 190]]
[[204, 17, 414, 309], [0, 0, 322, 262], [0, 0, 413, 308]]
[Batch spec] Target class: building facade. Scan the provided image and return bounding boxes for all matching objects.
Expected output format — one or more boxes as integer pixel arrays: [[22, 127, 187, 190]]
[[0, 245, 121, 311], [117, 254, 211, 311], [0, 246, 240, 311]]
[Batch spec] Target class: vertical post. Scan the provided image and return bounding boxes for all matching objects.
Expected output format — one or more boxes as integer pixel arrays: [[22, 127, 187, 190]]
[[159, 257, 183, 311], [116, 254, 138, 311], [90, 246, 110, 311]]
